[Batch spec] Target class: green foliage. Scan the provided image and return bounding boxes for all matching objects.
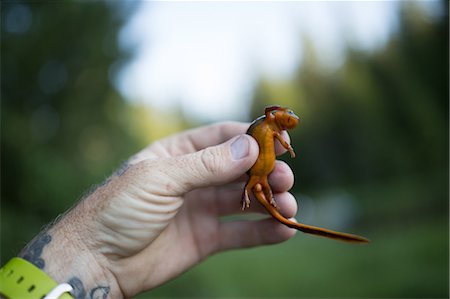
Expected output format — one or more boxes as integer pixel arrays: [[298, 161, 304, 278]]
[[252, 3, 448, 192], [1, 2, 141, 261]]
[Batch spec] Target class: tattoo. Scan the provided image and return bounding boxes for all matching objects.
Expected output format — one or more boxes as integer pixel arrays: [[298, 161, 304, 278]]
[[76, 158, 132, 204], [97, 177, 112, 188], [90, 286, 110, 299], [19, 232, 52, 269], [67, 277, 110, 299], [92, 160, 130, 190], [68, 277, 86, 299], [114, 160, 130, 176]]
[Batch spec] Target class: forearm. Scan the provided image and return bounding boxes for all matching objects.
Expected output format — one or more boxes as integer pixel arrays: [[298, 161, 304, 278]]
[[18, 198, 123, 299]]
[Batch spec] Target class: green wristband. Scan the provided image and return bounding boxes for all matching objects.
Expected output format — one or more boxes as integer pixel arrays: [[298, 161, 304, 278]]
[[0, 258, 74, 299]]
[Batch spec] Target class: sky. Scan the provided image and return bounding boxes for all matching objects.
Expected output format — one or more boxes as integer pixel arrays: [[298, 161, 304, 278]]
[[115, 1, 442, 122]]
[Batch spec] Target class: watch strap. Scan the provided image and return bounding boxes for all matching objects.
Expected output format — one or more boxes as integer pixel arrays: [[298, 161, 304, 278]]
[[0, 257, 74, 299]]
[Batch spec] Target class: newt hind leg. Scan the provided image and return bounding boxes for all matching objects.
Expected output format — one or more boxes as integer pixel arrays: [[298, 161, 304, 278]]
[[242, 176, 260, 210], [253, 180, 279, 210], [261, 177, 278, 209]]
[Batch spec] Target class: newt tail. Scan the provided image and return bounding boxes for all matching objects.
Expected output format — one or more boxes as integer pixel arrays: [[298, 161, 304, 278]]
[[253, 183, 370, 244]]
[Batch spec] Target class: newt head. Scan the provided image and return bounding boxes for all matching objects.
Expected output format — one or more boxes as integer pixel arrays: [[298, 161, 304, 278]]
[[273, 108, 299, 130]]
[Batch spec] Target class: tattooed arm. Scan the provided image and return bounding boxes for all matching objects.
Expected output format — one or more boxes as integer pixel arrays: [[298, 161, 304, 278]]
[[19, 224, 114, 299], [18, 122, 297, 298]]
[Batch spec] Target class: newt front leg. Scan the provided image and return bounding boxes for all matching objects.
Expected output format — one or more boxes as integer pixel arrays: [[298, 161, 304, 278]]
[[274, 132, 295, 158]]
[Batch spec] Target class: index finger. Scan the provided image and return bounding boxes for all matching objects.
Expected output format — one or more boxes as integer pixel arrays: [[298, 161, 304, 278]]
[[159, 121, 249, 153]]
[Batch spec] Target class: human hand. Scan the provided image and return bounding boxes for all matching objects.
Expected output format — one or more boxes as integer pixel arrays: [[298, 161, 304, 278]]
[[20, 122, 298, 298]]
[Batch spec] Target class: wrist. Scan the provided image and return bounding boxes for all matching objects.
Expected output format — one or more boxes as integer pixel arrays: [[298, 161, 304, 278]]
[[19, 206, 123, 299]]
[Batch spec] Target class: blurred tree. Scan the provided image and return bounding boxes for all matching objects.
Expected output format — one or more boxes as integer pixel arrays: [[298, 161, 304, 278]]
[[251, 1, 448, 192], [1, 2, 141, 262]]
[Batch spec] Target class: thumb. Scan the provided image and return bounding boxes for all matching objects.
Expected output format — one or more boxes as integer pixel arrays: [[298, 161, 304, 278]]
[[161, 134, 259, 195]]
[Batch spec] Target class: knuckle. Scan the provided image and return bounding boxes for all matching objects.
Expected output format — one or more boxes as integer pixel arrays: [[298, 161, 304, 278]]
[[199, 147, 224, 176]]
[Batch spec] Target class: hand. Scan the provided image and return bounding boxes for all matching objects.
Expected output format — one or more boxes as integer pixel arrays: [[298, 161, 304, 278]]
[[19, 122, 297, 298]]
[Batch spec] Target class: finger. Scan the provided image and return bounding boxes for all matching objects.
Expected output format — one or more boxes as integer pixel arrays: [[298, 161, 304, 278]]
[[268, 160, 294, 192], [153, 134, 259, 196], [158, 121, 250, 153], [217, 218, 297, 251]]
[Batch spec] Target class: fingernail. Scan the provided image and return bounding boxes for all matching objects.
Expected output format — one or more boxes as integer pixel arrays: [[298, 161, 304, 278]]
[[230, 135, 250, 160]]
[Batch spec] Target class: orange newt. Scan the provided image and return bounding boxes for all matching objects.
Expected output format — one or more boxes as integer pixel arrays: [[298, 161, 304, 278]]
[[242, 105, 369, 243]]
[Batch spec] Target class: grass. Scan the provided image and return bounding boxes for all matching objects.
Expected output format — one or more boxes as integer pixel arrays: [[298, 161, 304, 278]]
[[138, 175, 449, 298], [139, 217, 447, 298]]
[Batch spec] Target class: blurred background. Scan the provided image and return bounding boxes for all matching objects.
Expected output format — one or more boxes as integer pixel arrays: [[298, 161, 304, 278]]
[[1, 1, 448, 298]]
